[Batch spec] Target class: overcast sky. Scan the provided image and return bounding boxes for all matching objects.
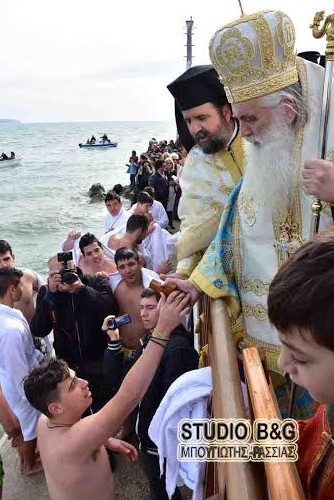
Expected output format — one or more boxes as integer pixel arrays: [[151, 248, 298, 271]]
[[1, 0, 332, 123]]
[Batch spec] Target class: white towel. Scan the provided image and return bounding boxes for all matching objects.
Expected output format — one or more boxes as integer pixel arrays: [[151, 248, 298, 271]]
[[60, 238, 82, 266], [108, 267, 161, 293], [149, 367, 212, 500]]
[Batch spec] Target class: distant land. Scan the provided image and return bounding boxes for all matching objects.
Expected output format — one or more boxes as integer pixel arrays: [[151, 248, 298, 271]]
[[0, 119, 21, 123]]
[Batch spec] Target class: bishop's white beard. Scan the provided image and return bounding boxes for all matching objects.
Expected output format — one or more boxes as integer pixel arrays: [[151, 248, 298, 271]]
[[243, 122, 297, 216]]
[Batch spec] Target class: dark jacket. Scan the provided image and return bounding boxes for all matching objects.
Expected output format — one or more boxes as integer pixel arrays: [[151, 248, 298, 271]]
[[103, 324, 199, 453], [31, 271, 118, 368], [148, 172, 169, 209]]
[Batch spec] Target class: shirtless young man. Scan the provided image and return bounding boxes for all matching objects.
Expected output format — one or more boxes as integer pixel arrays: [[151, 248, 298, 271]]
[[130, 192, 155, 226], [79, 233, 117, 275], [0, 240, 45, 323], [62, 232, 117, 275], [23, 291, 190, 500], [110, 247, 159, 349], [107, 214, 149, 254]]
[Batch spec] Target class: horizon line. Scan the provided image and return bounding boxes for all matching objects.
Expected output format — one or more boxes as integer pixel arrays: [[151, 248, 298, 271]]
[[1, 119, 175, 125]]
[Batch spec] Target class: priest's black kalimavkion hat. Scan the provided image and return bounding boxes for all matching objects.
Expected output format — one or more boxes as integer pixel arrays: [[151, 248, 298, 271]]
[[167, 65, 228, 151]]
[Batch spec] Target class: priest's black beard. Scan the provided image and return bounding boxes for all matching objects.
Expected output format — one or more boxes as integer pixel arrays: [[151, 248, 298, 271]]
[[197, 136, 227, 154], [193, 114, 230, 154]]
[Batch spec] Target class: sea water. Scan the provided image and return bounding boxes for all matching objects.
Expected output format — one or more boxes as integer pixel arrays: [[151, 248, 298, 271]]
[[0, 120, 175, 276]]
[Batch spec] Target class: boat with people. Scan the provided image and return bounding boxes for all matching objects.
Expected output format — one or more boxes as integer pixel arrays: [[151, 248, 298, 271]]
[[79, 133, 117, 148], [0, 152, 21, 167], [79, 141, 117, 148]]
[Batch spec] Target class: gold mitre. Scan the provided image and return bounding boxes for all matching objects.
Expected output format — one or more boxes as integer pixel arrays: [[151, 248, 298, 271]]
[[209, 10, 299, 103]]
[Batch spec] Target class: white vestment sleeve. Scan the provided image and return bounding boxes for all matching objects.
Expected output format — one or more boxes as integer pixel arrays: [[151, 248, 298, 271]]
[[151, 201, 168, 228]]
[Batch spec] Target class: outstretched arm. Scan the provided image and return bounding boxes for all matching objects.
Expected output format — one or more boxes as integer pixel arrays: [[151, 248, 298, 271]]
[[66, 291, 191, 458]]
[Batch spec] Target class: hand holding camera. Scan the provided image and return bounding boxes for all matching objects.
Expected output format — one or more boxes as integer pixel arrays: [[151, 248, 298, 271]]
[[48, 251, 83, 294], [59, 278, 85, 294], [57, 252, 78, 284], [48, 270, 62, 293], [102, 314, 132, 341]]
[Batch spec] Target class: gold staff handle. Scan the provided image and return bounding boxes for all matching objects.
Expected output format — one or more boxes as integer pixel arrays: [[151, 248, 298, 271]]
[[309, 10, 334, 236]]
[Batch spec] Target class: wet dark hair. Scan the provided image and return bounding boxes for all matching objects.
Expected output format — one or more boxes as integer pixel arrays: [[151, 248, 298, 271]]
[[23, 358, 70, 417], [0, 267, 23, 297], [105, 190, 121, 204], [126, 214, 148, 233], [112, 184, 123, 196], [137, 192, 153, 205], [143, 186, 155, 198], [141, 287, 160, 302], [79, 233, 102, 255], [0, 240, 13, 256], [155, 159, 165, 171], [114, 247, 140, 266], [268, 230, 334, 352]]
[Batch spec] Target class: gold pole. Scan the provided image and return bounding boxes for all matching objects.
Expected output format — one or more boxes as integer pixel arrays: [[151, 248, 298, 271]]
[[309, 10, 334, 236]]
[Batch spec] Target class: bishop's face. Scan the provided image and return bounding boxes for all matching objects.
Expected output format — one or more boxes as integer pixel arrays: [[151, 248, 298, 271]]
[[240, 107, 296, 216], [232, 97, 288, 146]]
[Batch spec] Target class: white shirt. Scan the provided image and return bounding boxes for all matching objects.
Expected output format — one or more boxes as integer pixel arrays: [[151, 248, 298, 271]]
[[103, 207, 128, 233], [151, 200, 168, 229], [0, 304, 43, 441]]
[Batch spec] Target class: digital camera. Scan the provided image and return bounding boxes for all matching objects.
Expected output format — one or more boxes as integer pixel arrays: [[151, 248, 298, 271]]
[[107, 314, 132, 330], [57, 251, 78, 285]]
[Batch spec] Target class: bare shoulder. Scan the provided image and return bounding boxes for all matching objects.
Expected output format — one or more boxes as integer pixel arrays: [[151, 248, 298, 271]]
[[21, 268, 44, 295], [21, 268, 37, 284], [116, 279, 127, 292], [37, 414, 48, 437], [43, 412, 118, 460], [114, 281, 127, 301], [108, 234, 116, 247], [104, 260, 117, 274]]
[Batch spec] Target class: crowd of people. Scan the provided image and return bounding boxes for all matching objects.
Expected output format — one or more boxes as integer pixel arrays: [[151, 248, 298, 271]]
[[2, 7, 334, 500], [0, 132, 190, 498], [125, 141, 185, 231]]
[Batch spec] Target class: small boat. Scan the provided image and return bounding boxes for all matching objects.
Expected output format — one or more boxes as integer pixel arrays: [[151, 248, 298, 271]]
[[0, 157, 21, 167], [79, 140, 117, 148]]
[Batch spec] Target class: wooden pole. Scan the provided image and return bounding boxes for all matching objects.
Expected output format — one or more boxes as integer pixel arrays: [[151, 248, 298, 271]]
[[210, 300, 265, 499], [243, 347, 305, 500]]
